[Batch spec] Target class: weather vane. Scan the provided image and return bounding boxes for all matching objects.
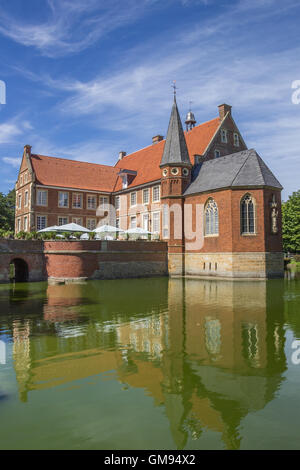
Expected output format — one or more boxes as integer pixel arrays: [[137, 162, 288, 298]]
[[171, 80, 177, 98], [189, 100, 193, 111]]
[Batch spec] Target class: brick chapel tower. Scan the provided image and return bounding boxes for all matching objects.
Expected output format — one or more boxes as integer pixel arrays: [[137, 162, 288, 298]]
[[160, 95, 192, 275]]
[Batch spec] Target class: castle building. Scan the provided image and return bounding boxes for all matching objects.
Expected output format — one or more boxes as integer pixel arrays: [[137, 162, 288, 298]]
[[15, 100, 283, 278]]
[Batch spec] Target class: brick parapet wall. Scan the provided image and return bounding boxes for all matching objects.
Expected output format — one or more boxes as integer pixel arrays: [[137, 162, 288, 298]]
[[0, 240, 168, 283]]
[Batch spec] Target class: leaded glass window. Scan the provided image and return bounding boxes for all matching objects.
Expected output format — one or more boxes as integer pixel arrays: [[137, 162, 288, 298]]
[[241, 194, 255, 234], [205, 199, 219, 235]]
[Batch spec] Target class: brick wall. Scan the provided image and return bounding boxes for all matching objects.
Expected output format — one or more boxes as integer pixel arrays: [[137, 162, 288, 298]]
[[116, 183, 161, 232], [0, 240, 168, 283], [205, 113, 247, 160], [31, 187, 112, 230], [184, 188, 283, 254]]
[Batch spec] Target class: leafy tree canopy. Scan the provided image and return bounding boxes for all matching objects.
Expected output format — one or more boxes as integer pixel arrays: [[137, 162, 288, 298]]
[[282, 190, 300, 253], [0, 189, 15, 231]]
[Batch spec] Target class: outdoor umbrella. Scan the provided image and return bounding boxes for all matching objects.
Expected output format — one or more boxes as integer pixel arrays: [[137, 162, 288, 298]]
[[126, 227, 153, 235], [37, 225, 59, 233], [93, 224, 124, 233], [55, 223, 91, 232]]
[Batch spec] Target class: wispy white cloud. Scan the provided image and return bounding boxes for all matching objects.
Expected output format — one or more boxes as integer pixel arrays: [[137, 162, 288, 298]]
[[0, 0, 160, 57], [4, 0, 300, 199], [2, 156, 21, 168], [26, 136, 121, 166], [0, 118, 32, 144]]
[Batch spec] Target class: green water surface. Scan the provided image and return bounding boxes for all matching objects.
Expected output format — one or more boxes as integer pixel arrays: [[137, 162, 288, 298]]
[[0, 272, 299, 450]]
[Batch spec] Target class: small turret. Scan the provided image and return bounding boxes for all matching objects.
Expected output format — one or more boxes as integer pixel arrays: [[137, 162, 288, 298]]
[[185, 110, 196, 131]]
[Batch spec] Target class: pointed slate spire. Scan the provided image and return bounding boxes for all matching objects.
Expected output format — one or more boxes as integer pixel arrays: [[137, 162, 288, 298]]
[[160, 97, 191, 168]]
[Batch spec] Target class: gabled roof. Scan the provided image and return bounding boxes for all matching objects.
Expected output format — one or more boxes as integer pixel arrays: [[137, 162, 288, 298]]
[[30, 154, 119, 192], [160, 99, 191, 167], [184, 149, 283, 195], [27, 113, 222, 193], [114, 116, 220, 191]]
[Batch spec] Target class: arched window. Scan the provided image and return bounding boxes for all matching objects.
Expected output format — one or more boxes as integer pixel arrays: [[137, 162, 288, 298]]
[[205, 199, 219, 235], [241, 194, 255, 234]]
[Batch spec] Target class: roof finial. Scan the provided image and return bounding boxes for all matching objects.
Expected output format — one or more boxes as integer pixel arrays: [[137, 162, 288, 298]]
[[171, 80, 177, 101]]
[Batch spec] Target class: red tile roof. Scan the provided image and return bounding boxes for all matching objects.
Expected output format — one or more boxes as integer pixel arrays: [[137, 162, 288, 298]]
[[114, 117, 220, 191], [30, 154, 119, 192], [30, 117, 220, 193]]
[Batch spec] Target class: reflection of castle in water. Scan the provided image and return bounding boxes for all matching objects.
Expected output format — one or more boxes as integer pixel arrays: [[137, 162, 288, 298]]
[[11, 278, 286, 449]]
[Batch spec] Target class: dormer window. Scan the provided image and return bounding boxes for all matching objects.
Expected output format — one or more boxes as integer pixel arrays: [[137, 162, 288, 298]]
[[118, 169, 137, 189], [234, 133, 240, 147], [221, 129, 227, 143], [121, 175, 128, 189]]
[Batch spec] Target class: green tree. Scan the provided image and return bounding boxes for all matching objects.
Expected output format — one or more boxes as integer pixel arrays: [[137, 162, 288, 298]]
[[282, 190, 300, 253], [0, 189, 15, 230]]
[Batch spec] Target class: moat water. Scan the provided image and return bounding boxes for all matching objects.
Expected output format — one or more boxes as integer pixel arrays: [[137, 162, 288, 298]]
[[0, 272, 299, 450]]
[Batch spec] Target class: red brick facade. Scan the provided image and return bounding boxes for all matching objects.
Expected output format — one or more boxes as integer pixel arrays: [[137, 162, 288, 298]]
[[183, 188, 282, 253], [13, 102, 284, 278], [15, 103, 247, 236]]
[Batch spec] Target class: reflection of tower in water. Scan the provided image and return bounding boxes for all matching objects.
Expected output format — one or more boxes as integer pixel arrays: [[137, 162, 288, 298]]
[[12, 320, 31, 403], [10, 277, 287, 450], [163, 278, 287, 449]]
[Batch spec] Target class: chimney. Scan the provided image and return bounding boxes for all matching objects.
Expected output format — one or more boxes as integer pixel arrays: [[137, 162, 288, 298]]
[[152, 135, 164, 145], [118, 151, 126, 160], [24, 144, 32, 157], [218, 104, 232, 121]]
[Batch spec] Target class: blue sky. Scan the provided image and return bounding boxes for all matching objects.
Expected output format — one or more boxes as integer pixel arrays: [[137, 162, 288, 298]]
[[0, 0, 299, 200]]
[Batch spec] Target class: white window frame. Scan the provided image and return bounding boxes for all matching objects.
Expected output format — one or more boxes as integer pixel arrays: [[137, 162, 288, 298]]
[[17, 218, 21, 232], [24, 190, 28, 207], [87, 194, 97, 210], [36, 190, 47, 207], [152, 211, 160, 233], [130, 192, 137, 207], [72, 193, 83, 209], [214, 149, 221, 158], [58, 191, 69, 208], [143, 189, 149, 204], [162, 204, 169, 239], [115, 196, 120, 210], [99, 196, 109, 209], [87, 218, 97, 230], [58, 216, 68, 226], [72, 217, 83, 225], [143, 213, 149, 231], [152, 185, 160, 203], [24, 216, 28, 232], [37, 215, 47, 231], [130, 215, 137, 229], [18, 194, 22, 209]]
